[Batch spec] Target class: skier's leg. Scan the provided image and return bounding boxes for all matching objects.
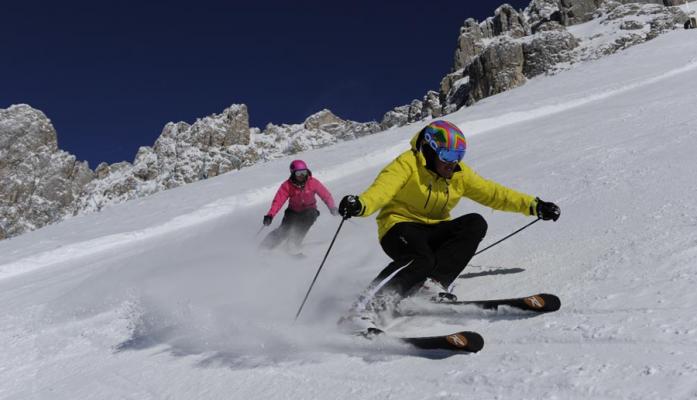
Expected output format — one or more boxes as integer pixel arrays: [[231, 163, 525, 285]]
[[260, 227, 284, 249], [373, 224, 437, 296], [288, 208, 319, 248], [260, 209, 294, 249], [428, 213, 488, 288], [340, 223, 437, 331]]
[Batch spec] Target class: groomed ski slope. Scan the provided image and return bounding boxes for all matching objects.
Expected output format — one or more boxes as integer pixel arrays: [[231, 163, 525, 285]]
[[2, 30, 697, 399]]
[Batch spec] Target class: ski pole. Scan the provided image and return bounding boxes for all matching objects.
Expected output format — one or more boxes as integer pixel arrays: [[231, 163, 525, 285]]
[[255, 225, 265, 237], [294, 217, 347, 321], [474, 217, 541, 256]]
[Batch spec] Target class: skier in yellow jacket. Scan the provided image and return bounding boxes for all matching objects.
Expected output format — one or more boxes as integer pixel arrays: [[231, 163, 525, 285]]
[[337, 120, 560, 331]]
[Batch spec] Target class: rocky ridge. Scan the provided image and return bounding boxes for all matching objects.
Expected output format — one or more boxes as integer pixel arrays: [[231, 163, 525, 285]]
[[428, 0, 689, 116], [76, 106, 381, 214]]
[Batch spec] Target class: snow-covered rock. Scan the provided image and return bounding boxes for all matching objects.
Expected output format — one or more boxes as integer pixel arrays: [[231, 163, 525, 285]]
[[77, 106, 380, 214], [0, 105, 93, 239], [421, 90, 443, 119], [432, 0, 687, 113], [523, 29, 580, 77], [379, 100, 424, 130], [573, 1, 688, 58], [464, 38, 527, 107]]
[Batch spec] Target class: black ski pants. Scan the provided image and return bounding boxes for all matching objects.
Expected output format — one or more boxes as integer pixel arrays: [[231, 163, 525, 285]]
[[261, 208, 319, 249], [370, 213, 488, 298]]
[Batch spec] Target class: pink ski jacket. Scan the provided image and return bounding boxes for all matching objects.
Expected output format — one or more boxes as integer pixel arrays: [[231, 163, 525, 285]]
[[266, 176, 336, 217]]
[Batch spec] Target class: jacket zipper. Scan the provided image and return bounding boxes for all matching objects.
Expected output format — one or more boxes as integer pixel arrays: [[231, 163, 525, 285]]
[[440, 184, 450, 213], [430, 180, 440, 213], [292, 180, 307, 206], [424, 182, 432, 209]]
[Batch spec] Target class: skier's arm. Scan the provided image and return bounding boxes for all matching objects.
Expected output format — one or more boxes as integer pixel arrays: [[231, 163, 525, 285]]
[[358, 152, 413, 216], [312, 179, 337, 210], [459, 165, 537, 216], [266, 182, 290, 217]]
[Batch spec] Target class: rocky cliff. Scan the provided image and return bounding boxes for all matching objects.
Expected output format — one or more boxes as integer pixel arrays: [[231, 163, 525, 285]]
[[384, 0, 687, 123], [0, 105, 93, 239]]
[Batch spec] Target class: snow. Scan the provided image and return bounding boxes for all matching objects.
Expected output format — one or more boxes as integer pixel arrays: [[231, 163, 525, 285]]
[[3, 30, 697, 399]]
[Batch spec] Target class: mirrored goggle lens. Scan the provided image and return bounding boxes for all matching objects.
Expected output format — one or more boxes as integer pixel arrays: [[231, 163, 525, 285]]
[[437, 148, 465, 163], [294, 169, 308, 177]]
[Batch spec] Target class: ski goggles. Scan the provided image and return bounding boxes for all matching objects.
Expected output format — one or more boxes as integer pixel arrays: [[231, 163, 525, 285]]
[[434, 148, 465, 163], [293, 169, 309, 177]]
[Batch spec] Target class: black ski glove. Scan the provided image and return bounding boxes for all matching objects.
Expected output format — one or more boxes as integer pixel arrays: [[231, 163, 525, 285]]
[[338, 195, 362, 219], [263, 215, 273, 226], [536, 198, 560, 221]]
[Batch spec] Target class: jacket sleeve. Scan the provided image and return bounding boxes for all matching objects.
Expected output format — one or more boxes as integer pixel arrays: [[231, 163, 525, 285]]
[[312, 179, 336, 210], [267, 181, 290, 217], [358, 152, 413, 216], [459, 165, 537, 216]]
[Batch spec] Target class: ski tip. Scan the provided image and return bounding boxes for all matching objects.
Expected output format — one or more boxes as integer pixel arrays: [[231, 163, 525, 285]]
[[537, 293, 561, 312], [446, 331, 484, 353]]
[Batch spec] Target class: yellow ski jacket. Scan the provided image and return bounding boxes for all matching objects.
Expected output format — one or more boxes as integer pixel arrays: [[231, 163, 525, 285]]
[[358, 131, 538, 240]]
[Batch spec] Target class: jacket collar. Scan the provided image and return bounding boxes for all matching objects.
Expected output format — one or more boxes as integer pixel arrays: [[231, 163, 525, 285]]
[[290, 175, 311, 188]]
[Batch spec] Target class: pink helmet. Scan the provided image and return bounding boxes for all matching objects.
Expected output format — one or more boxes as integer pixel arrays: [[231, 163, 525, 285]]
[[289, 159, 308, 172]]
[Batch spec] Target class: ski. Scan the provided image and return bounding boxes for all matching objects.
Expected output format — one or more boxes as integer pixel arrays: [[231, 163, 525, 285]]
[[362, 327, 484, 353], [433, 293, 561, 313]]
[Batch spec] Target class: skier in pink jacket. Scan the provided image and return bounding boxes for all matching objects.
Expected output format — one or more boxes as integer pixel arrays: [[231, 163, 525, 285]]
[[261, 160, 338, 251]]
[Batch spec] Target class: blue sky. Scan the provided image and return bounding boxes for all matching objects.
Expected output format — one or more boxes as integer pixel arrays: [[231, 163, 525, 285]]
[[2, 1, 530, 167]]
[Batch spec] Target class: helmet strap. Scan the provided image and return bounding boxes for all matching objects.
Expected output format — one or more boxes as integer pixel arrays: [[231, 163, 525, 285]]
[[420, 143, 438, 174]]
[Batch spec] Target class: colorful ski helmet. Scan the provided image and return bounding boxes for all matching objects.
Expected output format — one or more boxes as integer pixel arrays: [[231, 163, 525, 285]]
[[421, 120, 467, 163], [289, 159, 308, 172]]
